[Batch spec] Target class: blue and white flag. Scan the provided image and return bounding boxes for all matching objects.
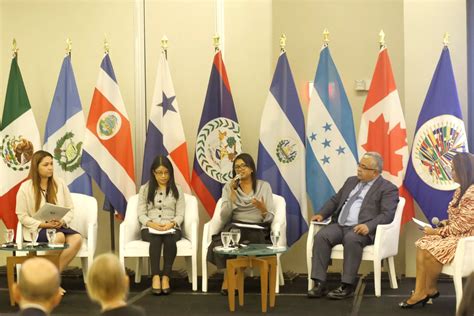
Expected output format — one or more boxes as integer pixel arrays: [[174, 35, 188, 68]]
[[306, 46, 358, 213], [404, 47, 468, 221], [44, 55, 92, 195], [257, 52, 307, 246]]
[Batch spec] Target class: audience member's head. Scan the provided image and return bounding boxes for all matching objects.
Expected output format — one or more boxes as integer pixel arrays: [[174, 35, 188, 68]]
[[457, 271, 474, 316], [13, 257, 62, 312], [86, 253, 129, 307]]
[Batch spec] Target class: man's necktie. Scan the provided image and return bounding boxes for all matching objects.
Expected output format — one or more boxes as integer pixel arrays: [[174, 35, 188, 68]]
[[338, 182, 367, 225]]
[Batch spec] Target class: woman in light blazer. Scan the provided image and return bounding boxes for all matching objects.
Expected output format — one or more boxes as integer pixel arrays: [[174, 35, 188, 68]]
[[137, 155, 184, 295]]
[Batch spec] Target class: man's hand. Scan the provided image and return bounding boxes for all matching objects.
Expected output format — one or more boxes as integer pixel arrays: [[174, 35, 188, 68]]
[[311, 214, 324, 222], [353, 224, 369, 235]]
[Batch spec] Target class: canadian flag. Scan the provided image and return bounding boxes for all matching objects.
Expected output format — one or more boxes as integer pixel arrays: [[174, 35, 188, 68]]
[[358, 47, 414, 226]]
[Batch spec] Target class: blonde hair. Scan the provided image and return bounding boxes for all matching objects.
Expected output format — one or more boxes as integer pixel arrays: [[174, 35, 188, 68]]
[[86, 253, 128, 303]]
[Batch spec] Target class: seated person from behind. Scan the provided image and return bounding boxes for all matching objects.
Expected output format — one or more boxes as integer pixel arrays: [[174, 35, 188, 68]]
[[86, 253, 146, 316], [13, 257, 62, 316], [207, 153, 275, 295], [308, 151, 399, 299]]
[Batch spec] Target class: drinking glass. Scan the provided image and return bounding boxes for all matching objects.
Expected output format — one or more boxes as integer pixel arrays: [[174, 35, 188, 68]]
[[230, 228, 241, 247], [29, 229, 39, 246], [46, 229, 56, 245], [270, 230, 280, 249], [4, 228, 14, 244], [221, 232, 232, 249]]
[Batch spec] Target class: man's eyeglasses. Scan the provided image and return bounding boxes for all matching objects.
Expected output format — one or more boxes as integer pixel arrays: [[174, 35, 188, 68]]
[[358, 163, 377, 171], [234, 164, 248, 170]]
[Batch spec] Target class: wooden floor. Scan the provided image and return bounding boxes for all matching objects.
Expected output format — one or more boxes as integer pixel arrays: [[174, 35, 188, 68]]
[[0, 270, 459, 316]]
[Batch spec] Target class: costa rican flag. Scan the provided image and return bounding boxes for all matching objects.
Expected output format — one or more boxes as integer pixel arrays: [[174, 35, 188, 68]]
[[257, 51, 307, 246], [191, 51, 241, 217], [141, 51, 191, 192], [81, 54, 136, 218]]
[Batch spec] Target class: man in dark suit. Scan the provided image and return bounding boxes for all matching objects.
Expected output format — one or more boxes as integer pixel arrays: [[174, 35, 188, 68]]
[[308, 152, 399, 299], [13, 257, 62, 315]]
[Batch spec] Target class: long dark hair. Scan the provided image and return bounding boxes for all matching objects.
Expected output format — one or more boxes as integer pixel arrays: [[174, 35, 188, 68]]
[[452, 152, 474, 207], [29, 150, 58, 211], [232, 153, 257, 191], [147, 155, 179, 203]]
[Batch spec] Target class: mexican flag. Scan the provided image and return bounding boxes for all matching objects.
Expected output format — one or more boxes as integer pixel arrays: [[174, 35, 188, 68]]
[[0, 55, 41, 230]]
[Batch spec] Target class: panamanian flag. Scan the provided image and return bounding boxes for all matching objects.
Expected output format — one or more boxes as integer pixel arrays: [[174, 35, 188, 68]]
[[44, 54, 92, 195], [81, 54, 136, 218], [191, 50, 241, 217], [404, 47, 468, 221], [141, 50, 191, 193], [257, 51, 307, 246], [306, 46, 358, 213]]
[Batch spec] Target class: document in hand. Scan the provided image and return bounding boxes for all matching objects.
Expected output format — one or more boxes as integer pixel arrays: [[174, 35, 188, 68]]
[[412, 218, 432, 228], [149, 228, 176, 235], [32, 203, 71, 222], [311, 217, 332, 225]]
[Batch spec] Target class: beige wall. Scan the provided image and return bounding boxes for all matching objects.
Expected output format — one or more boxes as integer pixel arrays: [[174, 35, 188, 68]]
[[0, 0, 469, 280]]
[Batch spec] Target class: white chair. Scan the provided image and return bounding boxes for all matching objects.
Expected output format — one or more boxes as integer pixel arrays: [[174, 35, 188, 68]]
[[441, 236, 474, 311], [119, 193, 199, 291], [201, 194, 287, 293], [15, 193, 98, 282], [306, 197, 405, 297]]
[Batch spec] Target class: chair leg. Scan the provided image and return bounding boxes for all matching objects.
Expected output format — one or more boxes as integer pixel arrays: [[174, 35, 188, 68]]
[[202, 261, 208, 293], [373, 260, 382, 297], [192, 254, 198, 292], [134, 258, 142, 283], [453, 275, 463, 312], [387, 257, 398, 289], [185, 256, 192, 283], [81, 257, 88, 283]]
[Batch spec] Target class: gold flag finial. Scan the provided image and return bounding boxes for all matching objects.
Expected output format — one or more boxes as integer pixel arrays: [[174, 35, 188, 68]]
[[323, 28, 330, 46], [379, 30, 386, 48], [104, 35, 110, 54], [213, 34, 220, 52], [66, 38, 72, 56], [12, 38, 18, 57], [280, 34, 287, 52], [443, 32, 450, 46], [161, 35, 169, 51]]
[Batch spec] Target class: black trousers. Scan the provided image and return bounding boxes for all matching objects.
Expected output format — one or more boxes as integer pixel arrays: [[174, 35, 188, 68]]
[[311, 223, 372, 285], [141, 229, 182, 277]]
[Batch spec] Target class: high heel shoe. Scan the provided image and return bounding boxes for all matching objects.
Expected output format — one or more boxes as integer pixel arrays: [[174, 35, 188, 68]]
[[399, 296, 429, 309], [428, 291, 440, 300]]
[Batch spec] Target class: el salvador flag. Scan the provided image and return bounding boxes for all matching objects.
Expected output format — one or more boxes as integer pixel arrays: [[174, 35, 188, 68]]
[[44, 54, 92, 195], [257, 51, 307, 246], [306, 46, 358, 213]]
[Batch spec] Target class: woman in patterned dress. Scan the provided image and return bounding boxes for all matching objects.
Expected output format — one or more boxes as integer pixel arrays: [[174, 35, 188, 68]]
[[399, 152, 474, 308]]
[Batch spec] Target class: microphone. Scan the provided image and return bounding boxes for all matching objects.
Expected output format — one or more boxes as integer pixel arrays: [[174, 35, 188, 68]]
[[232, 174, 241, 189], [431, 217, 445, 227]]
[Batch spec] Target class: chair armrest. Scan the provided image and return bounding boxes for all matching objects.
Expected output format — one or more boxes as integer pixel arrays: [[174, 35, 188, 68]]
[[202, 222, 212, 251], [87, 223, 97, 255], [306, 223, 322, 257], [373, 221, 400, 260], [119, 222, 127, 253], [452, 236, 474, 277]]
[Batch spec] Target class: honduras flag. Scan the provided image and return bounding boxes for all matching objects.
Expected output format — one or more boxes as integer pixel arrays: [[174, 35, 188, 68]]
[[44, 55, 92, 195], [257, 51, 307, 246], [191, 51, 241, 217], [306, 46, 358, 213], [404, 47, 468, 221]]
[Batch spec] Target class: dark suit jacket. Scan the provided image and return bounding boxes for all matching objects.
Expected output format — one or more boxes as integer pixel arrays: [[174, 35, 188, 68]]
[[17, 307, 48, 316], [318, 176, 399, 240]]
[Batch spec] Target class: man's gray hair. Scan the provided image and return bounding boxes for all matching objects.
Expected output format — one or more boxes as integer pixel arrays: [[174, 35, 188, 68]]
[[363, 152, 384, 173]]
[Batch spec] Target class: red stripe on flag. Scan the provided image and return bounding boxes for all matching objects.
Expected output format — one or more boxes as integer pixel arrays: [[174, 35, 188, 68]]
[[169, 143, 191, 185], [213, 52, 232, 95], [363, 49, 397, 113], [399, 185, 415, 226], [0, 180, 26, 230], [191, 170, 216, 217], [86, 88, 135, 179]]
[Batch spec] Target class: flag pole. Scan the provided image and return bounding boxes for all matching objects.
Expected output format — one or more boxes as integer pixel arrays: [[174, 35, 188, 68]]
[[323, 28, 330, 47], [379, 29, 386, 49], [443, 32, 450, 47], [161, 35, 168, 60], [213, 34, 220, 52], [280, 34, 286, 53], [12, 38, 18, 58], [65, 38, 72, 57]]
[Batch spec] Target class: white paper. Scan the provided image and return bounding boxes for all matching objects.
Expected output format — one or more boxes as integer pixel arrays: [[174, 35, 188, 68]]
[[412, 218, 431, 228], [148, 228, 176, 235], [311, 218, 332, 226], [33, 203, 71, 221], [232, 223, 265, 230]]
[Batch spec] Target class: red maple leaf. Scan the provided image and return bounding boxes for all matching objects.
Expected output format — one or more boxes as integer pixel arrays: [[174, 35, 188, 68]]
[[362, 115, 407, 176]]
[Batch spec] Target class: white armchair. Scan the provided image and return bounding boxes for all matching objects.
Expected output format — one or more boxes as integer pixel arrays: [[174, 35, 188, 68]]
[[15, 193, 98, 282], [306, 197, 405, 297], [201, 194, 287, 293], [119, 193, 199, 291], [441, 236, 474, 311]]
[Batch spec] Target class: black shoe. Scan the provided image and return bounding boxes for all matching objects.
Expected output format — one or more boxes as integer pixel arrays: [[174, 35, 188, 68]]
[[151, 288, 162, 296], [327, 284, 354, 300], [399, 296, 429, 309], [428, 291, 440, 300], [307, 281, 328, 298], [162, 287, 171, 295]]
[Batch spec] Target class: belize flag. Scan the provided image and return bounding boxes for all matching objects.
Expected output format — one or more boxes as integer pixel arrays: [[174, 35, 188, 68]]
[[306, 46, 358, 214], [404, 47, 468, 221], [44, 54, 92, 195], [191, 50, 241, 217], [81, 54, 136, 218], [257, 51, 307, 246], [141, 51, 191, 193]]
